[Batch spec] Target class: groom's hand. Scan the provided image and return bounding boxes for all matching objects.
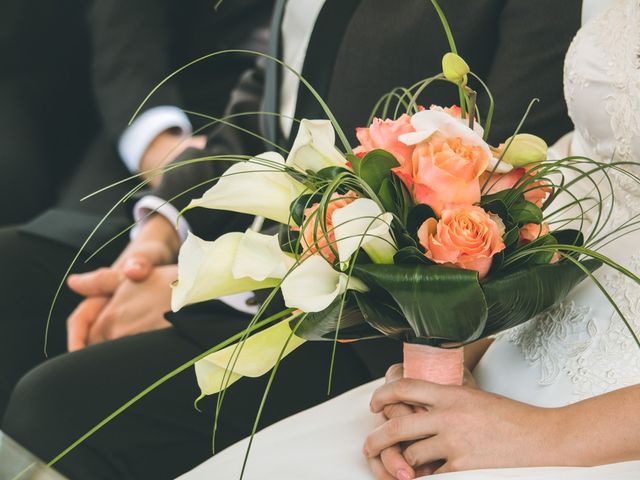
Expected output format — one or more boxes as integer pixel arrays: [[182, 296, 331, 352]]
[[66, 214, 181, 350]]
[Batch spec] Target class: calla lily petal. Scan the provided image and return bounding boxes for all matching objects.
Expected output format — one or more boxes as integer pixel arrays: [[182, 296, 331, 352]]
[[171, 232, 281, 312], [332, 198, 397, 266], [399, 109, 512, 174], [281, 255, 368, 313], [195, 319, 306, 396], [232, 229, 295, 281], [186, 151, 306, 225], [286, 119, 347, 173]]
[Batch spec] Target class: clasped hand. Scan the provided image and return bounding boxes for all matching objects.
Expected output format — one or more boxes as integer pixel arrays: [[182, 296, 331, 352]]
[[65, 215, 180, 351], [364, 364, 561, 479]]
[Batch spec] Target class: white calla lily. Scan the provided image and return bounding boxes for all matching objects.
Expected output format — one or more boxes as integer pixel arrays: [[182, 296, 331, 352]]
[[286, 119, 347, 173], [280, 255, 368, 313], [171, 231, 291, 312], [232, 229, 295, 281], [186, 151, 306, 225], [195, 319, 306, 396], [399, 109, 512, 174], [332, 198, 397, 266]]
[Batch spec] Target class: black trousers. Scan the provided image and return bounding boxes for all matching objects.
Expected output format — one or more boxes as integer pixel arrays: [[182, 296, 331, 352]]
[[0, 227, 393, 479]]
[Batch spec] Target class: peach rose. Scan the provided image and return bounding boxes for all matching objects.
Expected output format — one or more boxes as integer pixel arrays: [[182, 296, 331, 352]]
[[418, 205, 506, 279], [519, 222, 550, 243], [481, 166, 552, 207], [519, 222, 561, 263], [353, 114, 416, 188], [411, 134, 490, 214], [300, 191, 358, 263]]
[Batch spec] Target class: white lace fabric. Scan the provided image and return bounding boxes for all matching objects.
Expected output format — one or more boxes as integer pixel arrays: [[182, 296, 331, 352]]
[[480, 0, 640, 405]]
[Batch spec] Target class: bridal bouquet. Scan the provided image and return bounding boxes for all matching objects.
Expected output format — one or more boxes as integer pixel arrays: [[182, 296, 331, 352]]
[[170, 67, 604, 397]]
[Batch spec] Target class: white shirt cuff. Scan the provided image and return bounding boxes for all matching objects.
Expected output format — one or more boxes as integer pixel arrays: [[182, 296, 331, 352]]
[[118, 106, 192, 173], [131, 194, 191, 242]]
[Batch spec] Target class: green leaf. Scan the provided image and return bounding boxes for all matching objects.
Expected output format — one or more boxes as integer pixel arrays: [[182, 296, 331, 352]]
[[393, 246, 432, 265], [289, 193, 323, 226], [347, 153, 363, 175], [353, 264, 488, 343], [378, 177, 398, 216], [292, 297, 381, 341], [314, 166, 352, 182], [357, 149, 400, 193], [481, 259, 602, 336], [553, 229, 584, 249], [481, 198, 513, 226], [354, 292, 413, 338], [406, 204, 436, 238], [507, 234, 558, 268], [510, 200, 543, 225], [378, 174, 414, 224]]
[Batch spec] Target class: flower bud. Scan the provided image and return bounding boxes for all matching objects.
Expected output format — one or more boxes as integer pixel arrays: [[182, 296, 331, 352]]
[[442, 52, 469, 85], [501, 134, 548, 167]]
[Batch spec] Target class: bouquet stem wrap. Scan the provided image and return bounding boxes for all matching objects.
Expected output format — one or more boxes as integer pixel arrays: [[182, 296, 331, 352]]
[[403, 343, 464, 386]]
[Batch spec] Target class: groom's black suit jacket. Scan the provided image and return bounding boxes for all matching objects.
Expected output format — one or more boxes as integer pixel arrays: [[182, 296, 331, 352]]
[[154, 0, 582, 376], [5, 0, 272, 226], [155, 0, 581, 242]]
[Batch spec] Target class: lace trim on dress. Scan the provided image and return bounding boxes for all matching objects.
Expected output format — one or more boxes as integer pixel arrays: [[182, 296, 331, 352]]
[[508, 0, 640, 400]]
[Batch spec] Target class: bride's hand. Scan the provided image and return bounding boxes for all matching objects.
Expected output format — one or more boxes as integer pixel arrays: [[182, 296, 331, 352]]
[[367, 365, 477, 479], [364, 377, 561, 476]]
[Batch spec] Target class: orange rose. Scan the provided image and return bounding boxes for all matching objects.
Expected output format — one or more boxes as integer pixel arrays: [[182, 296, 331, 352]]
[[353, 114, 416, 188], [481, 167, 552, 207], [412, 134, 490, 214], [418, 205, 506, 279], [519, 222, 561, 263], [300, 191, 358, 262], [519, 222, 550, 243]]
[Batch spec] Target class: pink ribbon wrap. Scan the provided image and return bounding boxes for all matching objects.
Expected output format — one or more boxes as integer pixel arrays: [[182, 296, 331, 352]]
[[403, 342, 464, 386]]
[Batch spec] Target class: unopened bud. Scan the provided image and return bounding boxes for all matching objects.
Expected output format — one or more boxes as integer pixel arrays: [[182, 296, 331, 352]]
[[442, 52, 470, 85], [501, 134, 548, 167]]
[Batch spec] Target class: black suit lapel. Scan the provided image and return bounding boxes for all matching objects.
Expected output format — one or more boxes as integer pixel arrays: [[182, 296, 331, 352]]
[[262, 0, 287, 145], [289, 0, 363, 145]]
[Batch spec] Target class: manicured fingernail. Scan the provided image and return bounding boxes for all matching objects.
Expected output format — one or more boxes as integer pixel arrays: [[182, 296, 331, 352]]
[[369, 401, 374, 412], [396, 469, 412, 480]]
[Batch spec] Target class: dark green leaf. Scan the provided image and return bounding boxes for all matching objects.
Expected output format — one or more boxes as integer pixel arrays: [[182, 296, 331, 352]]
[[481, 198, 513, 226], [406, 204, 436, 238], [354, 264, 488, 343], [293, 297, 380, 341], [503, 226, 520, 248], [553, 229, 584, 248], [289, 193, 323, 226], [354, 292, 412, 338], [507, 234, 557, 268], [357, 149, 400, 193], [314, 166, 352, 181], [347, 153, 363, 176], [393, 246, 432, 265], [481, 259, 602, 336], [510, 200, 543, 225], [378, 177, 398, 216]]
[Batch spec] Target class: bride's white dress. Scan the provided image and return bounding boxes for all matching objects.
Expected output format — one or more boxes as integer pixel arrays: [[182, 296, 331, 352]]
[[180, 0, 640, 478]]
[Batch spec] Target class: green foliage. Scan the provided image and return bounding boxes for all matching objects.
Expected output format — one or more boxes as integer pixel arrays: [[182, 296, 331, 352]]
[[289, 193, 323, 226], [352, 149, 400, 193], [481, 259, 602, 335], [354, 263, 487, 343], [291, 297, 382, 341], [511, 200, 543, 225]]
